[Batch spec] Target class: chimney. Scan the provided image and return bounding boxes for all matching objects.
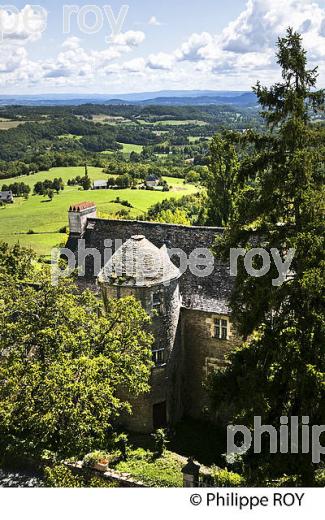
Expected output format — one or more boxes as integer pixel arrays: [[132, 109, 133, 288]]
[[68, 202, 96, 235]]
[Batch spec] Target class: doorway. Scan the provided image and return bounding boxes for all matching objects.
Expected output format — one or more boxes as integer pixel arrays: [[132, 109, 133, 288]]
[[153, 401, 167, 430]]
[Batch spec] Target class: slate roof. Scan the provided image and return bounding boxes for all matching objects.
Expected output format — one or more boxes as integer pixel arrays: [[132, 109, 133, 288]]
[[67, 217, 234, 315], [98, 235, 181, 287]]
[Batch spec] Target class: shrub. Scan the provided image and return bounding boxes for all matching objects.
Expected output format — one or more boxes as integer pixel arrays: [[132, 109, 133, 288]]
[[151, 429, 169, 458], [44, 465, 83, 488], [210, 467, 245, 487], [44, 464, 118, 488], [82, 450, 110, 468], [114, 433, 129, 461], [315, 470, 325, 487], [58, 225, 68, 234]]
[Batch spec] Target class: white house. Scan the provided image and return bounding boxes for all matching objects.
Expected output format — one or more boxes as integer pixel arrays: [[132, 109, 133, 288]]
[[0, 191, 14, 203], [93, 180, 108, 190]]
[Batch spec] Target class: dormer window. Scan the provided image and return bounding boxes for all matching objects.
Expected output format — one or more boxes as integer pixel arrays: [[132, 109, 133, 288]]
[[214, 318, 228, 340]]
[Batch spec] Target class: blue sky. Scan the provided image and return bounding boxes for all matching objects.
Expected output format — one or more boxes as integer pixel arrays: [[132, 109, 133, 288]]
[[0, 0, 324, 94]]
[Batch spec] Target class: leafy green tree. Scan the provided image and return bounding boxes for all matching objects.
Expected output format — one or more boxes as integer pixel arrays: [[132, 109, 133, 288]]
[[209, 29, 325, 485], [0, 241, 36, 280], [0, 247, 153, 461], [80, 174, 92, 191], [206, 133, 239, 226], [155, 208, 191, 226]]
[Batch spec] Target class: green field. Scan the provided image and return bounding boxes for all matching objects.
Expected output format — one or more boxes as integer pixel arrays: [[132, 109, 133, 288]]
[[0, 166, 199, 256], [102, 143, 144, 154], [136, 119, 208, 127]]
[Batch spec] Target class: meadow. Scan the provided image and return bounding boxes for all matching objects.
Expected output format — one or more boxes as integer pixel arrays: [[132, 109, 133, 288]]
[[0, 166, 199, 256]]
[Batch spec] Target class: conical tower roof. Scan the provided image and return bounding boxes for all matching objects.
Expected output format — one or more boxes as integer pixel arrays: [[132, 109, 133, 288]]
[[98, 235, 181, 287]]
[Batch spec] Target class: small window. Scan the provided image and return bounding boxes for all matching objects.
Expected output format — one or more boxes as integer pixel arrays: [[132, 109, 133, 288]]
[[152, 292, 163, 313], [214, 318, 229, 340], [152, 349, 165, 366]]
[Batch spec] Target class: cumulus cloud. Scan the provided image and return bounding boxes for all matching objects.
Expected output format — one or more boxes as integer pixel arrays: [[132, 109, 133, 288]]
[[175, 32, 214, 61], [111, 30, 145, 47], [156, 0, 325, 82], [1, 0, 324, 92], [147, 52, 175, 70], [0, 4, 47, 43], [0, 45, 27, 73]]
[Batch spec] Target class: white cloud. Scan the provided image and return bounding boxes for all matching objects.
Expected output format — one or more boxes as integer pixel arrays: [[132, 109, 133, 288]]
[[1, 0, 324, 92], [175, 32, 214, 62], [148, 16, 162, 27], [0, 4, 47, 43], [0, 45, 27, 73], [111, 30, 145, 47], [147, 52, 175, 70]]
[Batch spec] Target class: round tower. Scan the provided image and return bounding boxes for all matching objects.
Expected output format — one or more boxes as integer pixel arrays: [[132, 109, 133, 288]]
[[97, 235, 182, 432]]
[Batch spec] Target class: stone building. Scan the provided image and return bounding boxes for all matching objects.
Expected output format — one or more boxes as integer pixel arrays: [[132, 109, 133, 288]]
[[66, 203, 240, 433]]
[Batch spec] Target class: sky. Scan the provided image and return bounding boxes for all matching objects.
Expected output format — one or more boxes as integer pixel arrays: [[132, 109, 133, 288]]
[[0, 0, 325, 95]]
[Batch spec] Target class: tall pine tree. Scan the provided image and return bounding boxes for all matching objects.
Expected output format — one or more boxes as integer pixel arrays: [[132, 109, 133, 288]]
[[210, 28, 325, 485]]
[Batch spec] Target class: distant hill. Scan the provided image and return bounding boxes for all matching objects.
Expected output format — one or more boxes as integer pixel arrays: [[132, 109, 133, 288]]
[[0, 91, 257, 107]]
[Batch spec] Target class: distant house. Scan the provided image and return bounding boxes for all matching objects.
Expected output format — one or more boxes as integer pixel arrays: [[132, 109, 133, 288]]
[[93, 180, 108, 190], [145, 175, 160, 189], [0, 191, 14, 203]]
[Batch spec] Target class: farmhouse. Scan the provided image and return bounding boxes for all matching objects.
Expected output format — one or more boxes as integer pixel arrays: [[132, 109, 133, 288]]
[[0, 191, 13, 203], [145, 175, 160, 189], [93, 180, 108, 190], [66, 203, 239, 433]]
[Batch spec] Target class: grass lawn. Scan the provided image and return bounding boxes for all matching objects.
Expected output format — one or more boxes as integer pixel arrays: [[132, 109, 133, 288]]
[[0, 166, 199, 257]]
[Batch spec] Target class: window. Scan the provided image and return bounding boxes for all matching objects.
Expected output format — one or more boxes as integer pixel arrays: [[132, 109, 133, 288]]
[[152, 292, 163, 314], [214, 318, 228, 340], [152, 349, 165, 366]]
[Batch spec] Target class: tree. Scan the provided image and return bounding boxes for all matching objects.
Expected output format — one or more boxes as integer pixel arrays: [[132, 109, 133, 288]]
[[80, 174, 91, 191], [0, 244, 153, 461], [47, 188, 54, 201], [206, 133, 239, 226], [52, 177, 64, 194], [209, 29, 325, 485], [155, 208, 191, 226]]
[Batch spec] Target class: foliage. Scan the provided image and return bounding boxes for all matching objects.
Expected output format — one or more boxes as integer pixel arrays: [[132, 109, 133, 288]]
[[0, 241, 36, 279], [114, 433, 129, 461], [209, 29, 325, 485], [210, 467, 245, 487], [0, 244, 154, 460], [145, 193, 207, 225], [115, 448, 183, 487], [44, 464, 118, 487], [206, 132, 239, 226], [82, 451, 110, 468], [154, 208, 191, 226], [1, 182, 30, 198], [44, 465, 83, 488], [151, 429, 169, 458]]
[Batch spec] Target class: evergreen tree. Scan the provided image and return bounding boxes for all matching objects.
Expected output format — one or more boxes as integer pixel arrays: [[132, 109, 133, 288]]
[[206, 133, 239, 226], [209, 29, 325, 485]]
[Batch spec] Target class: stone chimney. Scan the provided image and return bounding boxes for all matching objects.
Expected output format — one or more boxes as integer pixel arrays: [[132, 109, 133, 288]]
[[68, 202, 96, 235]]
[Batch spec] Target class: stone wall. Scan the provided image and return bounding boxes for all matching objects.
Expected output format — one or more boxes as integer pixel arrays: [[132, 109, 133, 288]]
[[100, 279, 182, 433], [181, 308, 240, 420]]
